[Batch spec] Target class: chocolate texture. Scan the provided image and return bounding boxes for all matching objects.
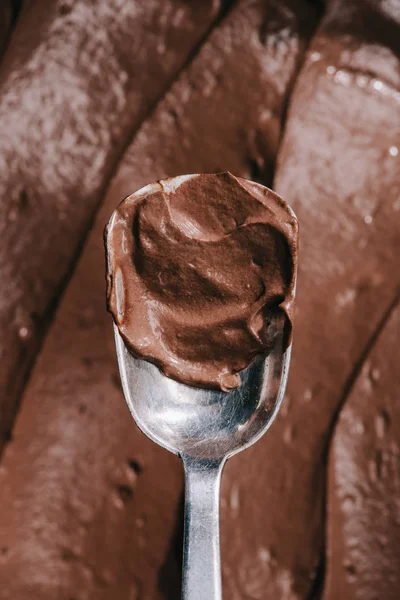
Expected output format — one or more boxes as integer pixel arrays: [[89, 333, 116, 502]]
[[0, 0, 221, 447], [0, 1, 13, 59], [324, 301, 400, 600], [2, 0, 399, 598], [221, 0, 400, 596], [0, 1, 317, 598], [106, 172, 298, 391]]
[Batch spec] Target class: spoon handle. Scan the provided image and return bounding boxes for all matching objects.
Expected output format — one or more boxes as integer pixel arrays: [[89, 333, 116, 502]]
[[181, 456, 225, 600]]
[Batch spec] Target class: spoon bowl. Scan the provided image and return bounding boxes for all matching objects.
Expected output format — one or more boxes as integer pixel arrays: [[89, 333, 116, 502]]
[[114, 314, 290, 461]]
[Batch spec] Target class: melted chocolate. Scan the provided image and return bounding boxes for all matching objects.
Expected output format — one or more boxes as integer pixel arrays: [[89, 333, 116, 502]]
[[0, 1, 13, 59], [0, 0, 220, 446], [106, 173, 298, 390], [1, 0, 399, 597], [239, 0, 400, 595], [325, 302, 400, 600], [0, 3, 316, 598]]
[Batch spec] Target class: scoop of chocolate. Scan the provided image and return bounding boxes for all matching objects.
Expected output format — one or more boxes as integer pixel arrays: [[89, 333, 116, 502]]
[[105, 172, 297, 390]]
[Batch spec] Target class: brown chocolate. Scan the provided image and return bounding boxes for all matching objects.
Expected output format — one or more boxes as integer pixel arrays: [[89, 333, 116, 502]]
[[220, 0, 400, 597], [0, 0, 221, 448], [0, 2, 317, 598], [0, 0, 399, 596], [0, 1, 13, 59], [106, 172, 297, 391], [324, 301, 400, 600]]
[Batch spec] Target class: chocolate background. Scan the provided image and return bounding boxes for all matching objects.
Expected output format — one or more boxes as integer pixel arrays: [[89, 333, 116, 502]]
[[0, 1, 399, 599], [0, 0, 222, 447]]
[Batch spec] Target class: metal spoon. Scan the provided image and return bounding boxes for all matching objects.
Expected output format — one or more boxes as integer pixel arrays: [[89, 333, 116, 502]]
[[113, 311, 291, 600]]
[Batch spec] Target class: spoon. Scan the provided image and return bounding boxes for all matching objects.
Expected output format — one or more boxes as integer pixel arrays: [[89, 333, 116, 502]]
[[113, 310, 292, 600]]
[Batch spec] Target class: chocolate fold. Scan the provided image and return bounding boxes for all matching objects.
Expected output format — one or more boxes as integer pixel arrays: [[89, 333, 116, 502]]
[[106, 172, 298, 391]]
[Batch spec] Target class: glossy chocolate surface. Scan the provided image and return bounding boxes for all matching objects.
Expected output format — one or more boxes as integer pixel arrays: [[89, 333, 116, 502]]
[[106, 173, 297, 390], [0, 0, 399, 598]]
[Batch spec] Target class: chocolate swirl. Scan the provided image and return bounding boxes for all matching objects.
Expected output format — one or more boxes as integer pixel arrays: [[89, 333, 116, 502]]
[[106, 172, 298, 390]]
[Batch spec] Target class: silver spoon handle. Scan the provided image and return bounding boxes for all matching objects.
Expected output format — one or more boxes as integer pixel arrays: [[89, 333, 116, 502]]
[[181, 456, 225, 600]]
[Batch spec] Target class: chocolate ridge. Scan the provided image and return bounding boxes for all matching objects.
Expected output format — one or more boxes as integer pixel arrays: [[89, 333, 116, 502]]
[[0, 0, 221, 448]]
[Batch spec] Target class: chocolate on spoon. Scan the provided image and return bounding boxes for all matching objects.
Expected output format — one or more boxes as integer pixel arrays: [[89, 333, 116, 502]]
[[105, 173, 298, 599], [106, 172, 297, 391]]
